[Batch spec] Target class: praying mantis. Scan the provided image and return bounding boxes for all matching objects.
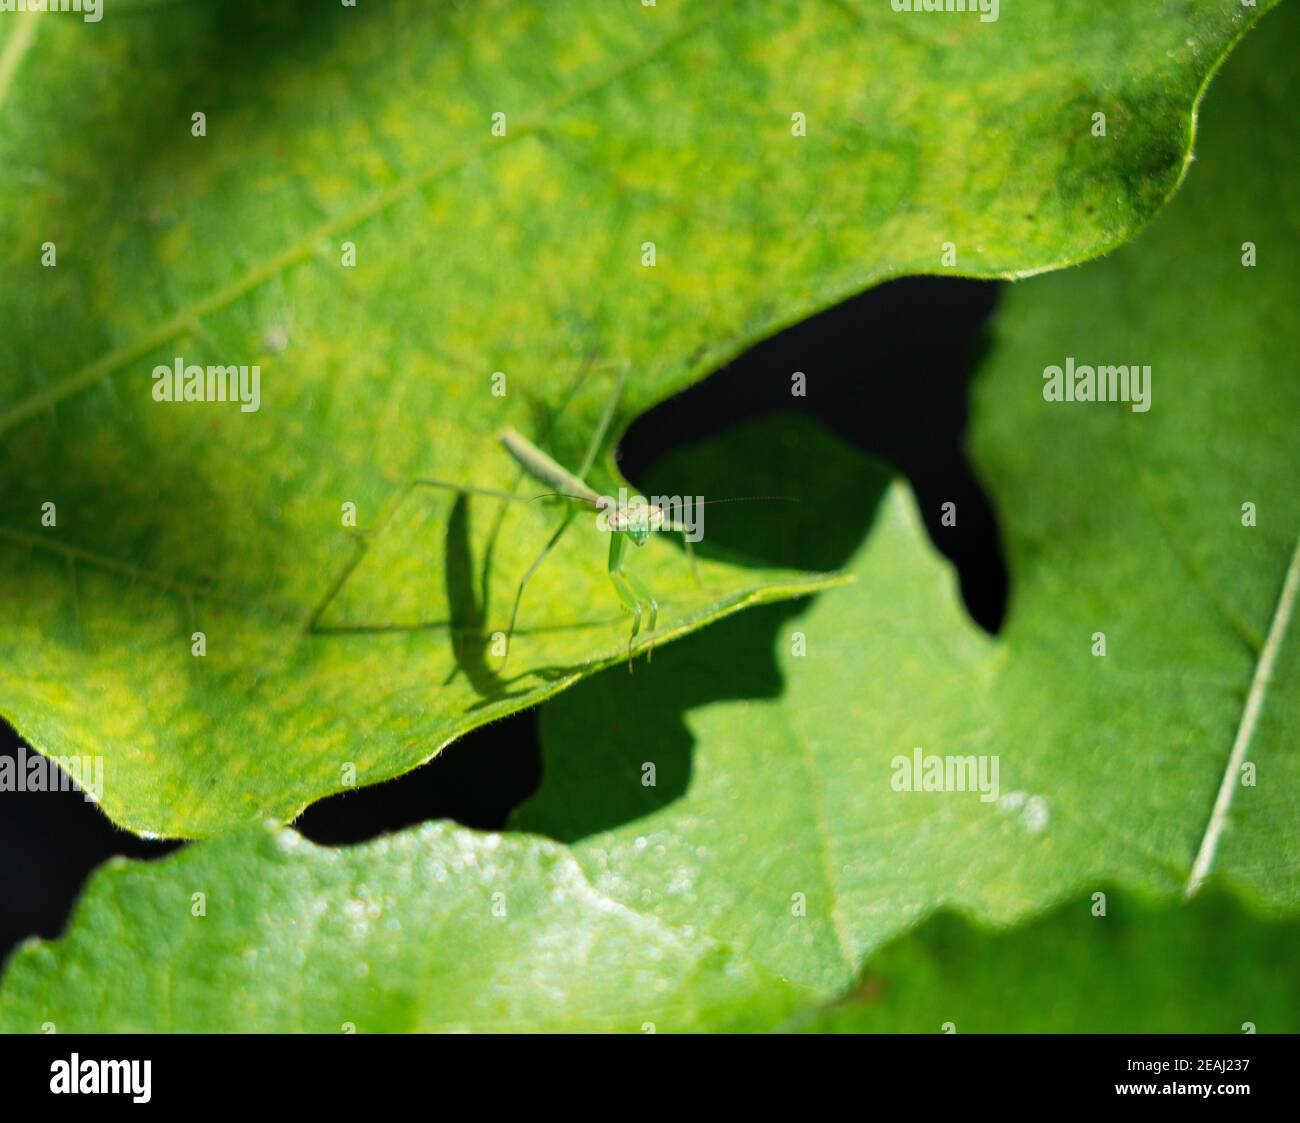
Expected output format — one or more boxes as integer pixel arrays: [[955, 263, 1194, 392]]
[[311, 363, 722, 671], [463, 362, 708, 668]]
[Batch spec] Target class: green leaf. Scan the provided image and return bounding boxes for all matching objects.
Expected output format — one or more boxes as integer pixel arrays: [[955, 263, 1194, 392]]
[[0, 0, 1276, 837], [515, 0, 1300, 997], [0, 822, 805, 1033], [786, 890, 1300, 1034], [4, 825, 1294, 1033]]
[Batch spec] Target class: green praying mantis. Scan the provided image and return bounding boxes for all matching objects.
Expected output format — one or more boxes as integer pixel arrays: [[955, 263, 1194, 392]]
[[311, 363, 786, 670]]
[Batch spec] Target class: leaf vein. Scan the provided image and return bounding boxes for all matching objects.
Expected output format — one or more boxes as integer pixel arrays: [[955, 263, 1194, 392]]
[[1186, 525, 1300, 897]]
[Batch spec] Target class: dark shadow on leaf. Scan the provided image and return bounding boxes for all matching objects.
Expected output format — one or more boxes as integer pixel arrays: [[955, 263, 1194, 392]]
[[622, 275, 1006, 632], [0, 725, 182, 965], [294, 708, 542, 849]]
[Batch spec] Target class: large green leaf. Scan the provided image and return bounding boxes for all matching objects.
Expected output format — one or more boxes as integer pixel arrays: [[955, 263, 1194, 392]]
[[515, 0, 1300, 996], [3, 821, 1294, 1032], [0, 822, 803, 1033], [0, 0, 1276, 837]]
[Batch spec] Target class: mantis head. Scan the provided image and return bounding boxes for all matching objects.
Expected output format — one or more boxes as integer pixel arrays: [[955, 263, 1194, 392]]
[[607, 501, 666, 546]]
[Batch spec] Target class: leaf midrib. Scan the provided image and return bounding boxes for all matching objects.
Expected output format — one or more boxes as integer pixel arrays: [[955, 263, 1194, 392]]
[[1185, 525, 1300, 897]]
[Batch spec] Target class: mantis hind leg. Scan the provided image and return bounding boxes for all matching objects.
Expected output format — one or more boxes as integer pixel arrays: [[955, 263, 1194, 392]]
[[307, 476, 523, 635]]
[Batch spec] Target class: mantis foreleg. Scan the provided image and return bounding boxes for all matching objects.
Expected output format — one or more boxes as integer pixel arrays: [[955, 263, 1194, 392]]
[[609, 532, 658, 669]]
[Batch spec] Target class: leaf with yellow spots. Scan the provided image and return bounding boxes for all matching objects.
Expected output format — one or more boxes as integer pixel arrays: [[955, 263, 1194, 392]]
[[0, 0, 1278, 836]]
